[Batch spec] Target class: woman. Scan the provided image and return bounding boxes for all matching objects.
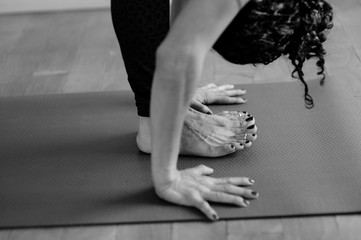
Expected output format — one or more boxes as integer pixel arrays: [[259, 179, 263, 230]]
[[111, 0, 333, 221]]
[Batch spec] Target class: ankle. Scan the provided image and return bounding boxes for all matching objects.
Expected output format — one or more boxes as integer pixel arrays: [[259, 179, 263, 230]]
[[136, 116, 151, 153]]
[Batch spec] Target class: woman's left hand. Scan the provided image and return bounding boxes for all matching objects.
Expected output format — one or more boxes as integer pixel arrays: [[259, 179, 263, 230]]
[[191, 84, 247, 114]]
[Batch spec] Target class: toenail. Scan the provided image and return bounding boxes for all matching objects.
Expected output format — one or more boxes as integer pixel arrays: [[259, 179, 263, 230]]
[[252, 134, 256, 137], [246, 116, 254, 122], [242, 111, 247, 114], [247, 125, 255, 129], [246, 141, 250, 144]]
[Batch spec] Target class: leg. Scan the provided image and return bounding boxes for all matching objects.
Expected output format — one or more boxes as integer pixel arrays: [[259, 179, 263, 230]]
[[111, 0, 170, 117], [111, 0, 257, 156]]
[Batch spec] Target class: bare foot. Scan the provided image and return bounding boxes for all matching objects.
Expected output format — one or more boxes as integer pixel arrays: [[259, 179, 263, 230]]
[[136, 108, 257, 157]]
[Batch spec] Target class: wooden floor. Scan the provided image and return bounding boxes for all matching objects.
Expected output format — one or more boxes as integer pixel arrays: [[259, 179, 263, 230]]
[[1, 0, 361, 239]]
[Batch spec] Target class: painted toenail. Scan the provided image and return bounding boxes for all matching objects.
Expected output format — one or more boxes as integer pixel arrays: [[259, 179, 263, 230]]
[[247, 125, 255, 129], [252, 134, 256, 137], [242, 111, 247, 114], [246, 117, 253, 122], [246, 141, 250, 144]]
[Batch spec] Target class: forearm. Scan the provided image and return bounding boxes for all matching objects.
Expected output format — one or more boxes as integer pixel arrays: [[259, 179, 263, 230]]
[[151, 45, 206, 186]]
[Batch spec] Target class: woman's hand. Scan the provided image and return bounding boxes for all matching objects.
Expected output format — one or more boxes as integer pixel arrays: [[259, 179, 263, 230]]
[[190, 84, 247, 114], [154, 164, 258, 221]]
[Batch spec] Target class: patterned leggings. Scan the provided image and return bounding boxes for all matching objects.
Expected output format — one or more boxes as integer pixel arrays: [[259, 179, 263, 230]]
[[111, 0, 170, 117]]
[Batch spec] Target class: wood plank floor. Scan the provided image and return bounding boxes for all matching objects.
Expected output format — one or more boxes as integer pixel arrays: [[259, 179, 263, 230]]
[[1, 0, 361, 239]]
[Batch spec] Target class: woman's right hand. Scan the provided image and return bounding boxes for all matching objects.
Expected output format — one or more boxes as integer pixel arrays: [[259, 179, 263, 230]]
[[154, 164, 259, 221]]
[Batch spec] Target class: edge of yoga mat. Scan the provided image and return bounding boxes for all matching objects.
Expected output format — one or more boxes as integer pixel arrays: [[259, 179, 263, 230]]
[[1, 77, 361, 229]]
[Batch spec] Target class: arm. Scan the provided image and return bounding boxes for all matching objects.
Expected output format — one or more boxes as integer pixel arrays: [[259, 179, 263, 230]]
[[151, 0, 254, 220]]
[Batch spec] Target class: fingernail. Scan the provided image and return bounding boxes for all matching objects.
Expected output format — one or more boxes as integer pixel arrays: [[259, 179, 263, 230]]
[[251, 191, 258, 196], [243, 99, 248, 102], [213, 214, 219, 221], [246, 116, 253, 122], [206, 111, 212, 115], [249, 179, 255, 183], [247, 125, 255, 129], [244, 200, 250, 205]]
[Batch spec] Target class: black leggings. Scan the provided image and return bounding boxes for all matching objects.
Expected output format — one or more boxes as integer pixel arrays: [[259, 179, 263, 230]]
[[111, 0, 170, 117]]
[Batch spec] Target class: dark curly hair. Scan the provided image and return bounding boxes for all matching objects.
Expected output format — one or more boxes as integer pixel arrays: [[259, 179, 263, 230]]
[[213, 0, 333, 108]]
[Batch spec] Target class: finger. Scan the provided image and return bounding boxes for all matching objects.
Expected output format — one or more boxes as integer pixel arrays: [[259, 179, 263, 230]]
[[194, 199, 219, 221], [212, 96, 247, 104], [212, 184, 259, 199], [224, 89, 247, 96], [203, 83, 217, 89], [215, 84, 235, 91], [204, 191, 249, 207], [190, 101, 213, 115], [214, 177, 255, 186], [194, 164, 214, 175]]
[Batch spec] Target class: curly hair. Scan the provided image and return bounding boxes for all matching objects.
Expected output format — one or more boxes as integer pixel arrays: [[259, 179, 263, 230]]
[[213, 0, 334, 108]]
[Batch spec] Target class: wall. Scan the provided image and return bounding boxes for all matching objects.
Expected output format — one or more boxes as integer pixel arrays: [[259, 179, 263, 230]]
[[0, 0, 109, 14]]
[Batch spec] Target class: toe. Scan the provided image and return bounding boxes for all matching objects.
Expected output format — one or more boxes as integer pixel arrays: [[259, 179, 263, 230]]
[[244, 116, 255, 127], [233, 142, 245, 151], [245, 124, 257, 134], [236, 133, 257, 142], [244, 141, 252, 148], [211, 144, 237, 156], [248, 133, 257, 141]]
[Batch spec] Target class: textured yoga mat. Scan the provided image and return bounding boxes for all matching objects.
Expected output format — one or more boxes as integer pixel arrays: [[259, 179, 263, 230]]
[[1, 77, 361, 228]]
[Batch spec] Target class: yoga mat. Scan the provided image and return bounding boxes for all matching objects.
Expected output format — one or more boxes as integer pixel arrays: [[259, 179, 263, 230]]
[[1, 77, 361, 228]]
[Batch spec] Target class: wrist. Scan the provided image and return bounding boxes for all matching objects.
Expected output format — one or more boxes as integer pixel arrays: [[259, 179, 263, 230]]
[[152, 165, 178, 186]]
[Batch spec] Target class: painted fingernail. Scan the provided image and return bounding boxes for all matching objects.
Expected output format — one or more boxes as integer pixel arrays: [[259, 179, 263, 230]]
[[213, 214, 219, 221], [246, 117, 253, 122], [251, 191, 258, 196], [247, 125, 255, 129], [249, 179, 255, 183]]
